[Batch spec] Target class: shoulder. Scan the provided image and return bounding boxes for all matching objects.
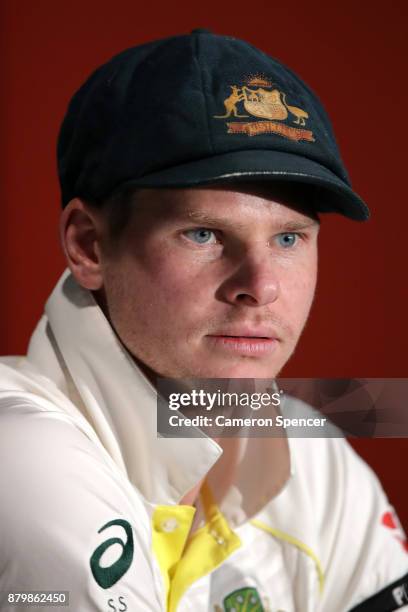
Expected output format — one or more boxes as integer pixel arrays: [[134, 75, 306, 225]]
[[278, 397, 395, 522], [0, 399, 151, 547], [0, 397, 159, 610], [286, 434, 408, 610], [0, 394, 150, 530]]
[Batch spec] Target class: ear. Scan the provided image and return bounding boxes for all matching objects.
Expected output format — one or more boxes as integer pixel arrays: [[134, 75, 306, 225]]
[[60, 198, 105, 290]]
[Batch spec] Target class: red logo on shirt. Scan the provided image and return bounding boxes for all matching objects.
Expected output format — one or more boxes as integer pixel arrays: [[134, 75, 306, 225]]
[[381, 510, 408, 553]]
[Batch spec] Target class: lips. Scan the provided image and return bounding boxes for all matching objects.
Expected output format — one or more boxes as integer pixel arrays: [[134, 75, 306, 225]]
[[206, 327, 280, 356], [208, 326, 280, 340]]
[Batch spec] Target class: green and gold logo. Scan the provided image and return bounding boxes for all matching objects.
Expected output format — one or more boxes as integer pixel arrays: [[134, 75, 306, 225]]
[[222, 586, 265, 611]]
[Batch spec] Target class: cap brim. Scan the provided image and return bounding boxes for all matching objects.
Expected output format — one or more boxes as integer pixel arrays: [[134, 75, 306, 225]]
[[124, 149, 370, 221]]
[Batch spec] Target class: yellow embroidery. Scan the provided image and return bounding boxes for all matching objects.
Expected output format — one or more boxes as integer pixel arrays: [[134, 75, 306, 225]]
[[281, 92, 309, 126], [214, 85, 249, 118], [214, 75, 314, 142], [227, 120, 314, 142], [242, 86, 288, 121]]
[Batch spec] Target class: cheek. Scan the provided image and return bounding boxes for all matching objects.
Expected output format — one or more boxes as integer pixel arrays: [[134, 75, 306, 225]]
[[151, 263, 206, 313], [112, 251, 212, 327], [280, 257, 318, 324]]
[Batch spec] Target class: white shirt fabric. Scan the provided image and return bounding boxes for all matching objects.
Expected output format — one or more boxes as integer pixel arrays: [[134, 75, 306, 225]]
[[0, 270, 407, 612]]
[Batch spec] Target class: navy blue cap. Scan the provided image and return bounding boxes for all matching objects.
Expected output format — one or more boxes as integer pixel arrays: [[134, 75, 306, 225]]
[[57, 29, 370, 220]]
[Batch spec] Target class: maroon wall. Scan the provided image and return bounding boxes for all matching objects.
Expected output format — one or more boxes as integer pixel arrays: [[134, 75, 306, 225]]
[[1, 1, 407, 526]]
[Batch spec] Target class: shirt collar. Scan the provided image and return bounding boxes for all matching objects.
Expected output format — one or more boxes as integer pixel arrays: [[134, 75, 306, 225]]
[[27, 270, 292, 522]]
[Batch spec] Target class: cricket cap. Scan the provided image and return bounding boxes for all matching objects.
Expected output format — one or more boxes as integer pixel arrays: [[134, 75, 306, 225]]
[[58, 28, 369, 220]]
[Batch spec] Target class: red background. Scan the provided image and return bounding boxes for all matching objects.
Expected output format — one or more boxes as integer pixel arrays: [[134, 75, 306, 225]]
[[1, 2, 407, 526]]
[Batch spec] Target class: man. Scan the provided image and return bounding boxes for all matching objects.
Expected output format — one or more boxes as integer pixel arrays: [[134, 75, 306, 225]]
[[0, 29, 407, 612]]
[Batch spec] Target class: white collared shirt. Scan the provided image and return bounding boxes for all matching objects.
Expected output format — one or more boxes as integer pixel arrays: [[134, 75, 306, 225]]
[[0, 271, 407, 612]]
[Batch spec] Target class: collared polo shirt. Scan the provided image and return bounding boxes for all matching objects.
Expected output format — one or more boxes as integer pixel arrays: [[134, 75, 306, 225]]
[[0, 271, 407, 611]]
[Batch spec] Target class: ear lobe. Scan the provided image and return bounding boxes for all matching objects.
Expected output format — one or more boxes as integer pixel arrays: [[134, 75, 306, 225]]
[[60, 199, 104, 290]]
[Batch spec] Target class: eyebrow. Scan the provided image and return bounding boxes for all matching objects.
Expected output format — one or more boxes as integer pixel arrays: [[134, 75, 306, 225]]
[[182, 210, 320, 232]]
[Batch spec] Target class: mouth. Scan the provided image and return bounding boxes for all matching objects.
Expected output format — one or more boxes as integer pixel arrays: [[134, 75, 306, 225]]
[[206, 330, 280, 356]]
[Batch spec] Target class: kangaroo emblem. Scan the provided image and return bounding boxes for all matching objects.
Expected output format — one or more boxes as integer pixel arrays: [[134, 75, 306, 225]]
[[214, 86, 249, 118]]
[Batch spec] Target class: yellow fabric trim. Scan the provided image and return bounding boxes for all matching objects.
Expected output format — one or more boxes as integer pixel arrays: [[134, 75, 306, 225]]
[[250, 518, 325, 594], [152, 482, 242, 611], [152, 505, 196, 603], [169, 508, 241, 611]]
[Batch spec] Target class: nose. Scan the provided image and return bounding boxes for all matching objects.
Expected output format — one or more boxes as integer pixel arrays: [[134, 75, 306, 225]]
[[217, 248, 280, 307]]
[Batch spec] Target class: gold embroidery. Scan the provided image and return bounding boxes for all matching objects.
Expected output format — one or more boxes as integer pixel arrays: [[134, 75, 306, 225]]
[[213, 86, 249, 118], [213, 75, 314, 142], [242, 87, 288, 121], [281, 92, 309, 126], [227, 120, 315, 142]]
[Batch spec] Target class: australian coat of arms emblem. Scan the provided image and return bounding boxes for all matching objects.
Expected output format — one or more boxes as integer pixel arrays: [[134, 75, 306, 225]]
[[213, 75, 315, 142]]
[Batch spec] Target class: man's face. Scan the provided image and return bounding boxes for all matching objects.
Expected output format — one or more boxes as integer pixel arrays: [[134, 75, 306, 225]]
[[98, 185, 320, 379]]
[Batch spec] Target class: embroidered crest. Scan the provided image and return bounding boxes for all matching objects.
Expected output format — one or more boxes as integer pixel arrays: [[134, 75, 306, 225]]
[[214, 75, 314, 142], [213, 588, 286, 612], [222, 586, 265, 611]]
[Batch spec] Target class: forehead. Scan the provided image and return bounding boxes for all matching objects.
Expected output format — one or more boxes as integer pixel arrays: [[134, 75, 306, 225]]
[[130, 183, 320, 228]]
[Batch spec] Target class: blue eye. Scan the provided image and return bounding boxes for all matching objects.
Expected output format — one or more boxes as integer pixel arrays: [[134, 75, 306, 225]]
[[184, 228, 217, 244], [276, 233, 298, 248]]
